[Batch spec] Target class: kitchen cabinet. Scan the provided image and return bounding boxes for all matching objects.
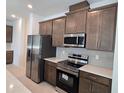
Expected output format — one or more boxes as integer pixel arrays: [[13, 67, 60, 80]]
[[6, 25, 13, 42], [79, 77, 91, 93], [52, 17, 66, 47], [6, 51, 13, 64], [44, 61, 56, 86], [92, 82, 110, 93], [79, 71, 111, 93], [86, 11, 100, 50], [66, 10, 87, 34], [86, 6, 117, 51], [39, 20, 52, 35]]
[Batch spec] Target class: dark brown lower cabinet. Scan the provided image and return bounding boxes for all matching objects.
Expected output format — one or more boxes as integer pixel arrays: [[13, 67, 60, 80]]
[[6, 51, 13, 64], [92, 82, 110, 93], [79, 77, 91, 93], [44, 61, 56, 86], [79, 71, 111, 93]]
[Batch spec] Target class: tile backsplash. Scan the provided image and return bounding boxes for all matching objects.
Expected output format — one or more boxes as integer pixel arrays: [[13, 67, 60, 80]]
[[56, 47, 114, 68]]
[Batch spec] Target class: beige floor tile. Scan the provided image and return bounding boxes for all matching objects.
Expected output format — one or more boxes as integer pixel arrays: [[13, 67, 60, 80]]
[[7, 64, 58, 93]]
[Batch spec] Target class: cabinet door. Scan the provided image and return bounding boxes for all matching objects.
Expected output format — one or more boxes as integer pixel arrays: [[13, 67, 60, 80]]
[[98, 7, 116, 51], [50, 66, 56, 86], [44, 62, 56, 86], [92, 82, 110, 93], [86, 11, 100, 50], [75, 10, 87, 33], [66, 13, 76, 33], [52, 33, 63, 47], [52, 17, 65, 46], [46, 64, 52, 83], [66, 10, 87, 34], [79, 77, 91, 93], [39, 22, 46, 35], [46, 21, 53, 35], [6, 51, 13, 64], [39, 21, 52, 35], [86, 6, 117, 51], [6, 25, 13, 42], [45, 62, 50, 82]]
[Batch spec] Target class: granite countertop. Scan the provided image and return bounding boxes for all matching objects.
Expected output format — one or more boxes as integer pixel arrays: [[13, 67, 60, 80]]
[[79, 64, 112, 79], [44, 57, 67, 63], [6, 50, 13, 51]]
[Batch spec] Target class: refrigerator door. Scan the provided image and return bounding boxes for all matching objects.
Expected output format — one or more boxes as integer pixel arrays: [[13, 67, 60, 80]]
[[26, 35, 32, 78], [31, 35, 41, 83]]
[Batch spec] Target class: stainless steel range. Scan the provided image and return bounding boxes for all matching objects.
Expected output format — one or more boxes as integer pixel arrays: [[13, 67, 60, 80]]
[[56, 53, 89, 93]]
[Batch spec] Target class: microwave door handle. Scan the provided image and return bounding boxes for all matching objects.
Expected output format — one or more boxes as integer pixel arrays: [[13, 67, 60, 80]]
[[76, 36, 78, 45]]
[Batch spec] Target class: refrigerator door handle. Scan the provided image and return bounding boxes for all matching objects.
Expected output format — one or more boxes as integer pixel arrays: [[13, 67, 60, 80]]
[[27, 49, 31, 57]]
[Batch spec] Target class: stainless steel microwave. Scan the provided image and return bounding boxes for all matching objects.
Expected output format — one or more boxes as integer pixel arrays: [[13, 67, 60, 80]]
[[64, 33, 86, 47]]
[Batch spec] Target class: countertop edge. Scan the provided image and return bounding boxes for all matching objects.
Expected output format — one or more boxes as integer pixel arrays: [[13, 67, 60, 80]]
[[79, 65, 112, 79]]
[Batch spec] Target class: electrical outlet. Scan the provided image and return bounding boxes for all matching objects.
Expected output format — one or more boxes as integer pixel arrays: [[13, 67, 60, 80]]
[[95, 55, 99, 60]]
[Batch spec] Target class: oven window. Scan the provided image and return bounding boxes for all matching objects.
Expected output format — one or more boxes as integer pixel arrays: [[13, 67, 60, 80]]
[[58, 72, 74, 87], [64, 37, 77, 44], [78, 37, 85, 45]]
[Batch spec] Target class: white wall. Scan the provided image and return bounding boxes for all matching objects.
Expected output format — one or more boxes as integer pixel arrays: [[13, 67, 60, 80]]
[[90, 0, 117, 9], [42, 12, 66, 21], [10, 13, 44, 70], [27, 13, 44, 35], [6, 20, 13, 26], [6, 13, 44, 70], [42, 0, 118, 21], [111, 14, 118, 93], [11, 18, 27, 70]]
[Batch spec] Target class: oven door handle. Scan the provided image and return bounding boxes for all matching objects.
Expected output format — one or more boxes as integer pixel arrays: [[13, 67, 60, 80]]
[[57, 67, 78, 77]]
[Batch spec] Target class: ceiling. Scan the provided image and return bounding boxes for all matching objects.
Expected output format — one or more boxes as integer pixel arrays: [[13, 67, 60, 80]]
[[6, 0, 103, 21]]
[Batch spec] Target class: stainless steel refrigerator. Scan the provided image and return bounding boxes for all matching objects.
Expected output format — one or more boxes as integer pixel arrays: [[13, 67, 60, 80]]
[[26, 35, 56, 83]]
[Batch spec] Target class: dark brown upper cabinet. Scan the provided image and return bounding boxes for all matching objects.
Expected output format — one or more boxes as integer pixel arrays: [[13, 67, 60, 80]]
[[52, 17, 66, 47], [6, 25, 13, 42], [39, 20, 52, 35], [86, 6, 117, 51], [66, 10, 87, 34]]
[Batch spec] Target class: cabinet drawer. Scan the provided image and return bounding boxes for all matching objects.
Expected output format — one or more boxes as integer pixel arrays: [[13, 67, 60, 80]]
[[80, 71, 111, 86]]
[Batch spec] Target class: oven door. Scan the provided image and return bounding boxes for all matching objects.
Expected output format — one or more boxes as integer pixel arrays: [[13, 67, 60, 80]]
[[56, 69, 79, 93]]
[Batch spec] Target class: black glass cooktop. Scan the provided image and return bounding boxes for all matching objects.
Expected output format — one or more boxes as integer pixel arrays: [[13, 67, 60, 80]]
[[58, 60, 83, 69], [66, 61, 82, 68]]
